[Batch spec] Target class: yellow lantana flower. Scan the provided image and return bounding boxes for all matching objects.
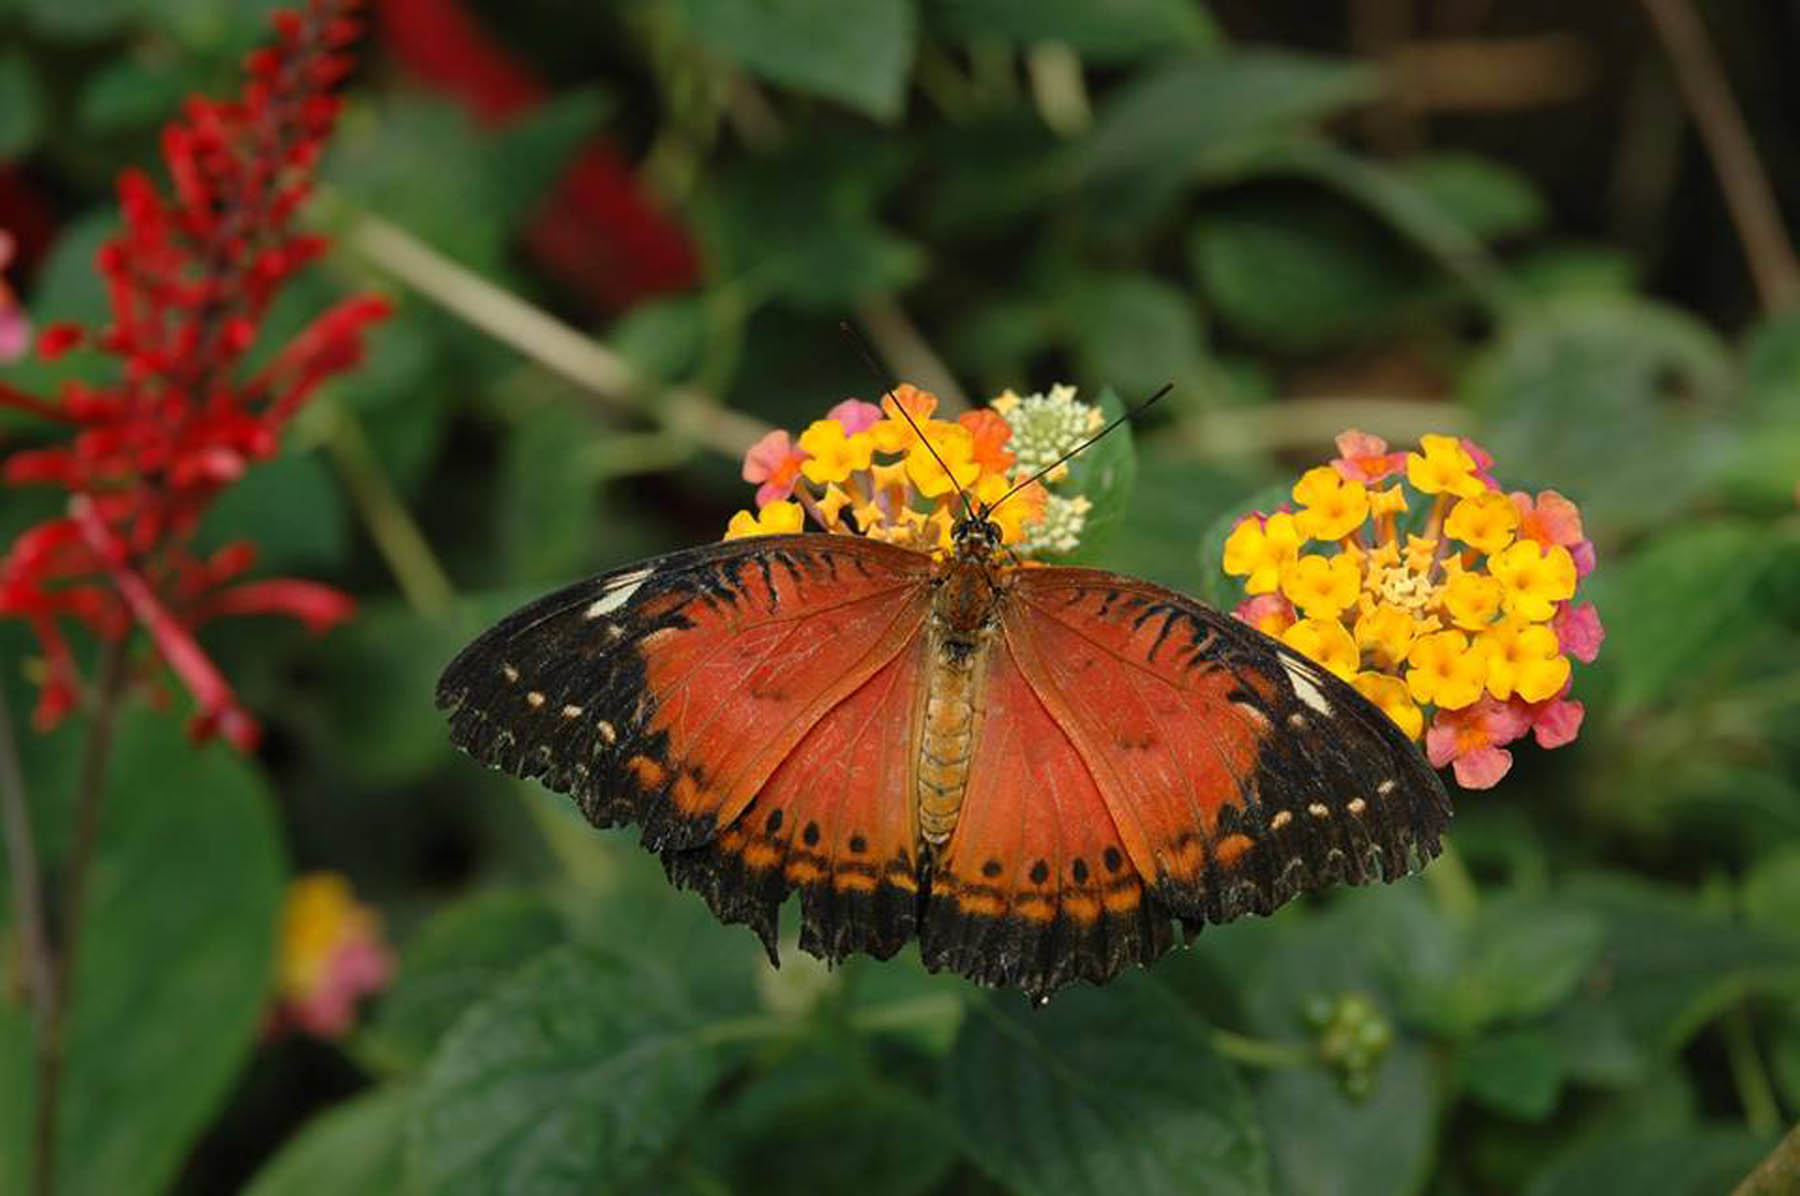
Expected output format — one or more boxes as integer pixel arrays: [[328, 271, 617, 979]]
[[1406, 629, 1487, 710], [1444, 490, 1519, 556], [1283, 618, 1359, 681], [903, 422, 980, 498], [1280, 552, 1361, 621], [1488, 540, 1577, 622], [798, 419, 875, 485], [1478, 616, 1571, 703], [1441, 570, 1504, 631], [1292, 466, 1369, 541], [1354, 602, 1417, 670], [1406, 434, 1485, 498], [1352, 671, 1424, 741], [1223, 512, 1304, 595], [725, 501, 805, 540]]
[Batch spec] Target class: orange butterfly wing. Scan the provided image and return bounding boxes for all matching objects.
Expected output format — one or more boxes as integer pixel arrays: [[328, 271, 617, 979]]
[[921, 633, 1174, 994], [437, 535, 932, 860], [1002, 567, 1450, 925]]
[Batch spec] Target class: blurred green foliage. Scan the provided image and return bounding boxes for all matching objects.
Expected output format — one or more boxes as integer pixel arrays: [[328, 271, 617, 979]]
[[4, 0, 1800, 1193]]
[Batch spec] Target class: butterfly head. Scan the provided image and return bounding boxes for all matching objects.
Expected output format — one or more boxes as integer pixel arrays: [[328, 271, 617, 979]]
[[951, 508, 1004, 560]]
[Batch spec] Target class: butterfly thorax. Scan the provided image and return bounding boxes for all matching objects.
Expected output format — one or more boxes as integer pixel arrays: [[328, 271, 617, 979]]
[[917, 549, 1009, 845]]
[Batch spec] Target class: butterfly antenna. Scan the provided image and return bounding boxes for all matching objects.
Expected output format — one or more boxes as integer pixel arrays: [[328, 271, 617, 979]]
[[987, 382, 1174, 513], [838, 321, 977, 522]]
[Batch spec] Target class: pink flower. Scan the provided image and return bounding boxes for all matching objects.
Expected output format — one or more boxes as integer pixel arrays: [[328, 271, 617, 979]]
[[1523, 695, 1584, 748], [740, 429, 808, 508], [1426, 697, 1532, 789], [828, 398, 883, 435], [1512, 489, 1595, 577], [1331, 429, 1406, 483], [1553, 601, 1604, 663], [273, 872, 396, 1039], [0, 229, 25, 364], [1233, 592, 1296, 637]]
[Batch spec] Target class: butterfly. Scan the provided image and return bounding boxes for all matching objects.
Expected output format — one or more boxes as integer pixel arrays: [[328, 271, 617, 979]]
[[437, 496, 1452, 998]]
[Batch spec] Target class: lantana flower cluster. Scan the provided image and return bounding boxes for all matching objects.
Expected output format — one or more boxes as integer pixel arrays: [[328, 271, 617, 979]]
[[271, 872, 395, 1038], [727, 382, 1104, 558], [1224, 430, 1603, 789], [0, 0, 382, 748]]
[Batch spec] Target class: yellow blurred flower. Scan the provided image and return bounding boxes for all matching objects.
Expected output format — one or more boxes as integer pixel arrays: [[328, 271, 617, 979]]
[[725, 501, 805, 540], [798, 418, 875, 485], [1406, 434, 1485, 498], [1353, 671, 1424, 741], [1478, 616, 1571, 703], [1293, 466, 1369, 541], [1283, 618, 1360, 681], [274, 873, 394, 1038], [1280, 552, 1362, 621], [1406, 629, 1487, 710], [1488, 540, 1577, 622], [1223, 512, 1304, 595]]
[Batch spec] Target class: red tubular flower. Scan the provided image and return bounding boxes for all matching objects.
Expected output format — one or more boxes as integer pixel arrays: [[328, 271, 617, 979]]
[[0, 0, 382, 748]]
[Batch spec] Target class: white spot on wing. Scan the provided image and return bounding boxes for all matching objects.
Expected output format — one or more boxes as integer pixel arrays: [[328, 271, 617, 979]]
[[1280, 655, 1334, 716], [585, 566, 653, 619]]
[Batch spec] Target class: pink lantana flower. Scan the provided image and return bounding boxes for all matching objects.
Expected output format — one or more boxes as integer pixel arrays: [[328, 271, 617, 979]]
[[1461, 437, 1499, 491], [1330, 429, 1406, 484], [827, 398, 883, 435], [741, 429, 809, 508], [1553, 601, 1604, 663], [1426, 697, 1533, 789], [1521, 690, 1584, 749], [1512, 489, 1596, 577]]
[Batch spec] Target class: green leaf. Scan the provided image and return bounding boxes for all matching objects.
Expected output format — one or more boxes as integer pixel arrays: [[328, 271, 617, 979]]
[[76, 59, 188, 134], [18, 0, 132, 39], [1237, 886, 1443, 1196], [674, 0, 916, 120], [407, 945, 732, 1195], [944, 977, 1270, 1196], [1054, 385, 1136, 564], [1060, 273, 1207, 401], [364, 891, 568, 1073], [1743, 845, 1800, 937], [1460, 295, 1735, 540], [1523, 1127, 1772, 1196], [1406, 896, 1603, 1038], [1721, 308, 1800, 508], [926, 0, 1218, 61], [1391, 154, 1547, 242], [0, 713, 285, 1196], [197, 449, 350, 574], [1458, 1028, 1564, 1121], [246, 1085, 416, 1196], [1588, 519, 1769, 714], [1191, 195, 1433, 352], [0, 52, 47, 160], [700, 1036, 957, 1196], [705, 138, 924, 309], [1564, 873, 1800, 1054], [499, 400, 603, 584], [316, 601, 471, 789], [1080, 52, 1375, 230], [487, 88, 612, 228]]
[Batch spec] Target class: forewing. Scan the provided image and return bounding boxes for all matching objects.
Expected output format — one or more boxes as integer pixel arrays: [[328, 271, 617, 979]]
[[1006, 567, 1451, 925], [436, 535, 934, 855], [921, 634, 1176, 997]]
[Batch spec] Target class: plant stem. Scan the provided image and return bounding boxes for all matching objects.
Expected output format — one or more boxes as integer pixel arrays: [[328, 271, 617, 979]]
[[1208, 1026, 1319, 1069], [0, 679, 58, 1193], [321, 402, 456, 621], [1640, 0, 1800, 312], [853, 295, 968, 411], [340, 211, 770, 458], [33, 635, 129, 1196], [1723, 1004, 1782, 1137]]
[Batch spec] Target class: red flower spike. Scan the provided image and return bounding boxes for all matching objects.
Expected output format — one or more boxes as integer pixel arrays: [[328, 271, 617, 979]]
[[0, 0, 380, 746]]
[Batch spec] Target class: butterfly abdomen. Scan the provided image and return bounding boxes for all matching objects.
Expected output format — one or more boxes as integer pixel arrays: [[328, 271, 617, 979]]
[[917, 557, 1008, 846]]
